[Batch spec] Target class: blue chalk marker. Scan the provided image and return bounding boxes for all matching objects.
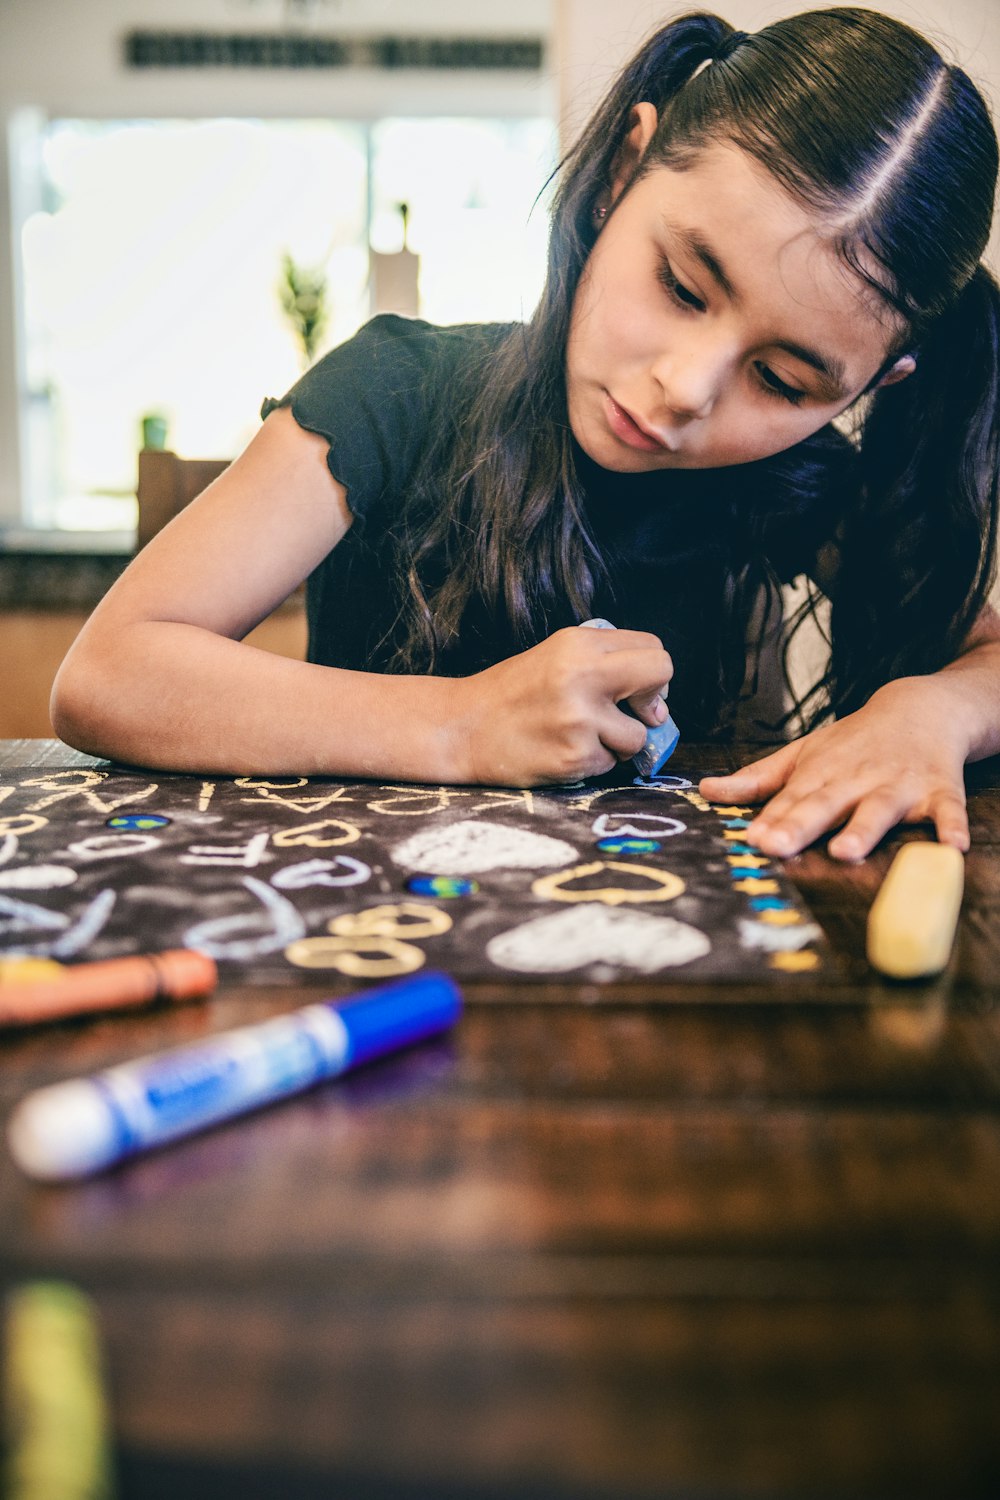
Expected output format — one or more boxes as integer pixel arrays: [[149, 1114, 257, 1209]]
[[580, 618, 680, 776], [7, 972, 461, 1181]]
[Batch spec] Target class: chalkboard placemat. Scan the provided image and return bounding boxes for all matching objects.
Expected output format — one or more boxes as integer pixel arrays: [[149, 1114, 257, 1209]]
[[0, 766, 828, 983]]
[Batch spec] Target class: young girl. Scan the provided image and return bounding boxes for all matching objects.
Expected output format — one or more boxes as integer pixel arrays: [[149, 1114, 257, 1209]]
[[52, 6, 1000, 863]]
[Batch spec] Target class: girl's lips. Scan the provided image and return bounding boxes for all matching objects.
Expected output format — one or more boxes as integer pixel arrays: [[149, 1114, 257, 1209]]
[[604, 393, 673, 452]]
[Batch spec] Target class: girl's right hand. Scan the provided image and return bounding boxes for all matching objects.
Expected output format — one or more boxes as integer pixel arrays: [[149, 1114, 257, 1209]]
[[453, 626, 674, 786]]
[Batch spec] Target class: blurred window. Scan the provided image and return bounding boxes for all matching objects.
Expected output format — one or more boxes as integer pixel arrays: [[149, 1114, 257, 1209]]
[[18, 114, 554, 531]]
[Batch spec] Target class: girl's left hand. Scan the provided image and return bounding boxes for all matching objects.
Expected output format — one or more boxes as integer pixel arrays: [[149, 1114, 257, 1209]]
[[698, 677, 971, 861]]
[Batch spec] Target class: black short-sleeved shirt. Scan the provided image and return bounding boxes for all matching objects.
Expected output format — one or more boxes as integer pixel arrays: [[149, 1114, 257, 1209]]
[[262, 315, 846, 727]]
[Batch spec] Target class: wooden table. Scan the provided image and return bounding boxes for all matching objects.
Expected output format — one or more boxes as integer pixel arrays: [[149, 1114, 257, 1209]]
[[1, 738, 999, 1499]]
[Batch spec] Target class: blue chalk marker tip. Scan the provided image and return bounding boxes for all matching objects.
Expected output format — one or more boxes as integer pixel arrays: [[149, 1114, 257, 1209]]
[[7, 972, 461, 1181], [579, 618, 680, 777]]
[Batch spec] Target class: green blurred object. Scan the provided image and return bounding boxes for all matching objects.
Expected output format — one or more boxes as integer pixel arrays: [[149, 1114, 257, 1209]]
[[3, 1281, 116, 1500], [140, 412, 169, 451], [279, 251, 329, 366]]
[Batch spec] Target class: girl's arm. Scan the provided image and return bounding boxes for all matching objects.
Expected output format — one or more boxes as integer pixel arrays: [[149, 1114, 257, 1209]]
[[699, 607, 1000, 860], [52, 409, 669, 782]]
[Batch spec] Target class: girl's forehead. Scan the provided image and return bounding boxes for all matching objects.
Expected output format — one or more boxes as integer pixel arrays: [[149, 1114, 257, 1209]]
[[635, 142, 904, 354]]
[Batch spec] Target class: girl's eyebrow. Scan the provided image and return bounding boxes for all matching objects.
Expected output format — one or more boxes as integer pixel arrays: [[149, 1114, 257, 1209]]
[[666, 221, 850, 396], [669, 224, 739, 301], [775, 337, 848, 396]]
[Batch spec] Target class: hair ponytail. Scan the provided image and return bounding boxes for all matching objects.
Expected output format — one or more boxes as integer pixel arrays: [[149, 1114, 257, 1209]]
[[829, 265, 1000, 714], [555, 13, 735, 233]]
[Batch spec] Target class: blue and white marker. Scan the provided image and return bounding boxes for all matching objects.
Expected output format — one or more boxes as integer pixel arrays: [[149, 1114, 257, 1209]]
[[7, 972, 461, 1181], [580, 618, 680, 777]]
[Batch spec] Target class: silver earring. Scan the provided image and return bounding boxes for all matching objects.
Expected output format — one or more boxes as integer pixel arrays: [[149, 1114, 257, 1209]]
[[592, 203, 608, 226]]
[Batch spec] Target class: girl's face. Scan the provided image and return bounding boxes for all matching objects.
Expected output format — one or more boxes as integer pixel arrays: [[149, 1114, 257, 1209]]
[[566, 134, 910, 473]]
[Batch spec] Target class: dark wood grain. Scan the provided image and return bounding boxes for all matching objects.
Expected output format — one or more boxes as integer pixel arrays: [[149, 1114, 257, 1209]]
[[2, 740, 1000, 1500]]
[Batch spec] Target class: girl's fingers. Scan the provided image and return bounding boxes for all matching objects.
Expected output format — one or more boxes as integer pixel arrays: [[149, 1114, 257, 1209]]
[[597, 645, 673, 703], [623, 689, 669, 728], [599, 703, 652, 761], [752, 775, 966, 862], [749, 776, 872, 857], [700, 741, 801, 803], [821, 781, 928, 860], [928, 790, 970, 852]]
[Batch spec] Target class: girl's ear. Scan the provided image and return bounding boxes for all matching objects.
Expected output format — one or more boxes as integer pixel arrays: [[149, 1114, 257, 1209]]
[[875, 354, 917, 388], [609, 101, 659, 203]]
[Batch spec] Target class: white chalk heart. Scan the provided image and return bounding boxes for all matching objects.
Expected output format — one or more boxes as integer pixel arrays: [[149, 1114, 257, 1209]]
[[486, 905, 710, 974], [392, 821, 577, 875]]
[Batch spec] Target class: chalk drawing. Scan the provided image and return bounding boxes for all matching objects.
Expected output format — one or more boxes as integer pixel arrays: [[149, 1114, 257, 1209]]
[[65, 833, 162, 860], [329, 903, 453, 940], [235, 777, 309, 790], [105, 814, 171, 832], [271, 856, 371, 890], [486, 906, 711, 974], [592, 813, 686, 840], [0, 892, 68, 939], [179, 831, 272, 868], [50, 890, 117, 958], [532, 861, 684, 906], [0, 888, 115, 959], [465, 790, 535, 817], [632, 775, 693, 791], [0, 864, 78, 890], [241, 784, 356, 815], [284, 935, 425, 978], [737, 918, 822, 952], [272, 820, 361, 848], [770, 950, 821, 972], [0, 815, 47, 838], [22, 771, 159, 817], [183, 876, 305, 960], [368, 786, 463, 816], [392, 821, 577, 876]]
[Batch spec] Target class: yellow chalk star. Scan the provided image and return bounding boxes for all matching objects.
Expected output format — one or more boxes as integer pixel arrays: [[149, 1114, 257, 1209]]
[[769, 949, 821, 972], [712, 805, 755, 817], [732, 877, 780, 895], [757, 908, 803, 926], [727, 854, 771, 869], [723, 828, 757, 841]]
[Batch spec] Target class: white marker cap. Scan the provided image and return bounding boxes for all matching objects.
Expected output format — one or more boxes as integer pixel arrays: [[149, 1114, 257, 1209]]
[[7, 1080, 118, 1181]]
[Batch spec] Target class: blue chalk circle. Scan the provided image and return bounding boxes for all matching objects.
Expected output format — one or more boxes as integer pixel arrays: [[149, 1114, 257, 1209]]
[[749, 896, 791, 911], [406, 875, 479, 898], [105, 813, 171, 831], [595, 836, 662, 855]]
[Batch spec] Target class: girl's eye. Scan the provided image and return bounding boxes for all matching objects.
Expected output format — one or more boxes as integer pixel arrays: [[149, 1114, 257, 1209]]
[[657, 256, 705, 312], [755, 362, 806, 406]]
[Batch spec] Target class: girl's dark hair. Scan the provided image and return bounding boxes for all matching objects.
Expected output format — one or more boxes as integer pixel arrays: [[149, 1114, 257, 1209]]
[[392, 8, 1000, 732]]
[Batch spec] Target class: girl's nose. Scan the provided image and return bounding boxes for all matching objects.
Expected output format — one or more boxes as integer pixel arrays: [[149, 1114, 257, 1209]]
[[650, 341, 723, 421]]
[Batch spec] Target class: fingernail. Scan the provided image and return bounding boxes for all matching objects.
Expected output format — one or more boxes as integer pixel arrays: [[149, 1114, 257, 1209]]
[[653, 697, 667, 723], [831, 834, 862, 860]]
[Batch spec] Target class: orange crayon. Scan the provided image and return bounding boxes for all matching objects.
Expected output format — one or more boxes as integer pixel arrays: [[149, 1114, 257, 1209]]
[[0, 950, 218, 1028]]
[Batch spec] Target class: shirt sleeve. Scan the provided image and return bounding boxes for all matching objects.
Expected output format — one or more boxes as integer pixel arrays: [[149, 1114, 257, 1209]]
[[260, 315, 450, 525]]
